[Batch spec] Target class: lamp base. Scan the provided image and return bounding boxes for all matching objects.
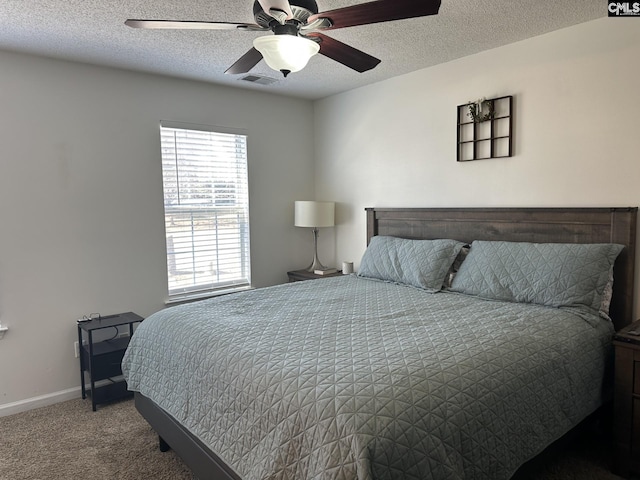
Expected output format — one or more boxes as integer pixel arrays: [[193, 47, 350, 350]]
[[304, 227, 328, 272], [305, 259, 328, 273]]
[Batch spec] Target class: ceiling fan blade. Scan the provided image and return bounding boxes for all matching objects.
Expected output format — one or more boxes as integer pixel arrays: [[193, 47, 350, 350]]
[[307, 0, 441, 30], [225, 47, 264, 75], [305, 33, 380, 73], [257, 0, 294, 19], [125, 19, 266, 31]]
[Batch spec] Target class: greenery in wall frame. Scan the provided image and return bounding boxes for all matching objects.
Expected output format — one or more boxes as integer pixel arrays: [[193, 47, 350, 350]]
[[467, 98, 495, 123]]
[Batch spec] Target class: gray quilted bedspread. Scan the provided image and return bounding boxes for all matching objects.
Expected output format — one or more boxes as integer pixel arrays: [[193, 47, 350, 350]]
[[122, 276, 613, 480]]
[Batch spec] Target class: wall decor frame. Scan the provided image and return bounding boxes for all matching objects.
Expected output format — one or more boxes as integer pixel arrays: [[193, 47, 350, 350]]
[[457, 95, 513, 162]]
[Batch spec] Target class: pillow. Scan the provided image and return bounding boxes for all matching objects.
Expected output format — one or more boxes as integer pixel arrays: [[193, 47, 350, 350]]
[[599, 267, 614, 318], [444, 244, 470, 289], [358, 236, 465, 292], [449, 240, 624, 313]]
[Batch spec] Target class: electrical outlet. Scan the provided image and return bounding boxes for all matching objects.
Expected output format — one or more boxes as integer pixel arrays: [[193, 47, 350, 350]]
[[74, 341, 80, 358]]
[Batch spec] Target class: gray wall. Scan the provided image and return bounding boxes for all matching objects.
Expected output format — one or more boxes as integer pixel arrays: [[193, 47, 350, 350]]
[[0, 51, 315, 410]]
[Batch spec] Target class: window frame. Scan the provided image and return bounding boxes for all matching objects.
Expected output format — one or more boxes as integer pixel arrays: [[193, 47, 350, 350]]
[[159, 121, 251, 303]]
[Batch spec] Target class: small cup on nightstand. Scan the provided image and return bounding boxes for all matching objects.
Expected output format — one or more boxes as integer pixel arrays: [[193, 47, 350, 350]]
[[342, 261, 354, 274]]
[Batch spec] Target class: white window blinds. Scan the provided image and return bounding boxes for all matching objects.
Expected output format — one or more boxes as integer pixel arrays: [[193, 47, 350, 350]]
[[160, 123, 251, 300]]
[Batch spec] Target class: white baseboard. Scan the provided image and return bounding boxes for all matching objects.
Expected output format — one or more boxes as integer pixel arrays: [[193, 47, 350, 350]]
[[0, 387, 81, 417]]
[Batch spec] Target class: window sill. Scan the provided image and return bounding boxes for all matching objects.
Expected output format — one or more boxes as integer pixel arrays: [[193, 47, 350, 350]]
[[165, 285, 253, 306]]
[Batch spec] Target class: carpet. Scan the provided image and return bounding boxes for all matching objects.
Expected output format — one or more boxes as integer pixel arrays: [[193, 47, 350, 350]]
[[0, 398, 191, 480], [0, 397, 634, 480]]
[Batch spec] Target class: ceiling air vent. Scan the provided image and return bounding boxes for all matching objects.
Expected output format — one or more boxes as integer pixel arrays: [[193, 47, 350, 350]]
[[239, 74, 278, 86]]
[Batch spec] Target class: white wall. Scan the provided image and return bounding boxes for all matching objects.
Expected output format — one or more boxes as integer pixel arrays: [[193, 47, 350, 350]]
[[0, 51, 315, 409], [314, 17, 640, 312]]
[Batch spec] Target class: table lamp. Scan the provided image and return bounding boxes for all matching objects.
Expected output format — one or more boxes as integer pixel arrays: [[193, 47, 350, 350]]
[[294, 201, 335, 272]]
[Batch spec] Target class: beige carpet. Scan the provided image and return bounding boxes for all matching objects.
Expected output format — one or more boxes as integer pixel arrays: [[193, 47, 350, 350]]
[[0, 398, 191, 480], [0, 397, 634, 480]]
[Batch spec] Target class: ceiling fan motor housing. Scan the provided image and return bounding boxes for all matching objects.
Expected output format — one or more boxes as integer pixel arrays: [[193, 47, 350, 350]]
[[253, 0, 319, 27]]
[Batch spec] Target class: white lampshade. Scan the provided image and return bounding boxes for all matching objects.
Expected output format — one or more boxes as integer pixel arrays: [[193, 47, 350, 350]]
[[253, 35, 320, 75], [295, 201, 335, 228]]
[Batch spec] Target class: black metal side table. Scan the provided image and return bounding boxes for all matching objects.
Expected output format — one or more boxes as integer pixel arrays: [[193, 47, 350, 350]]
[[77, 312, 143, 411]]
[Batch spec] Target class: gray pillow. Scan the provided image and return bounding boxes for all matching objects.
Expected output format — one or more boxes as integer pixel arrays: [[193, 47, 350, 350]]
[[599, 268, 614, 318], [444, 244, 470, 289], [358, 236, 465, 292], [450, 240, 624, 313]]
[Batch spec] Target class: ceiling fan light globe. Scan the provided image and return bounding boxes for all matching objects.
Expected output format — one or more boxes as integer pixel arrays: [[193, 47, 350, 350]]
[[253, 35, 319, 74]]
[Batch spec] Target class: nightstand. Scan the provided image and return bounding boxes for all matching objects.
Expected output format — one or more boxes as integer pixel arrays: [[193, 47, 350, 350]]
[[77, 312, 144, 411], [613, 319, 640, 477], [287, 269, 343, 282]]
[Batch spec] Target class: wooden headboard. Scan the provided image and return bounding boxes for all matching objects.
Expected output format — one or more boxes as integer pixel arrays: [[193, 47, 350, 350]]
[[366, 207, 637, 331]]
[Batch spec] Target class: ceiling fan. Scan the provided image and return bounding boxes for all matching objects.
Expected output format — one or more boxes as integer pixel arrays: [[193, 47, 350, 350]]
[[125, 0, 441, 77]]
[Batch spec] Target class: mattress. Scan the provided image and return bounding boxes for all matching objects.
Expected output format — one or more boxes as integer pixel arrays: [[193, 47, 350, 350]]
[[122, 275, 614, 480]]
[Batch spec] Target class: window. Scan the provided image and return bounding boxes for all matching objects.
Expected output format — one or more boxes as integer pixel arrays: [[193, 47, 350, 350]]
[[160, 122, 250, 301]]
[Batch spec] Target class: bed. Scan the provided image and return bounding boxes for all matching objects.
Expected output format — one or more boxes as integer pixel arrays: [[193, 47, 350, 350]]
[[122, 207, 637, 480]]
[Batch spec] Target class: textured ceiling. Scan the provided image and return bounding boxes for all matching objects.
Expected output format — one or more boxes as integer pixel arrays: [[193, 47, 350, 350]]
[[0, 1, 604, 100]]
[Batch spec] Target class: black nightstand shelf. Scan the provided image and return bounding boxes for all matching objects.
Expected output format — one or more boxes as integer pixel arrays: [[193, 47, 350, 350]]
[[77, 312, 143, 411]]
